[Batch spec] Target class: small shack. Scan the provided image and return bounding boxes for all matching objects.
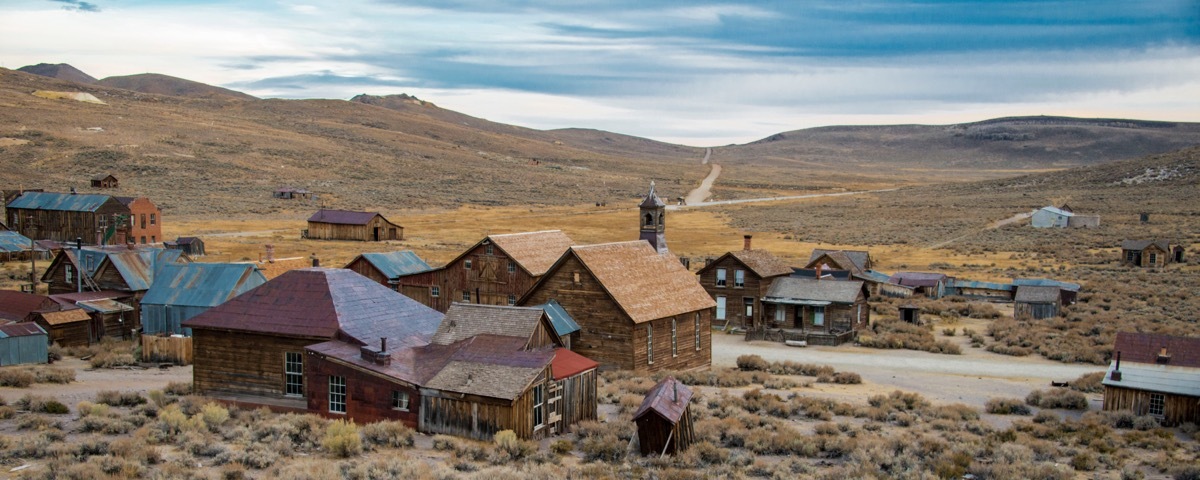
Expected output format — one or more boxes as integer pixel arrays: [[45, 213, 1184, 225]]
[[888, 272, 950, 299], [28, 308, 94, 347], [1014, 285, 1061, 320], [1103, 332, 1200, 426], [164, 237, 205, 256], [1031, 206, 1073, 228], [273, 187, 312, 200], [0, 230, 50, 262], [304, 209, 403, 241], [1120, 240, 1171, 268], [91, 174, 119, 189], [634, 376, 695, 456], [899, 305, 920, 324], [0, 323, 49, 366]]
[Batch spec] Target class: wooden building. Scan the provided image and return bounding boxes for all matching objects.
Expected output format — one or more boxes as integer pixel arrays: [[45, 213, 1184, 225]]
[[0, 290, 56, 324], [91, 174, 119, 189], [1120, 240, 1172, 268], [423, 230, 574, 312], [888, 272, 951, 299], [164, 237, 205, 256], [343, 251, 433, 291], [946, 279, 1014, 302], [6, 191, 130, 244], [634, 376, 695, 456], [182, 268, 444, 408], [807, 248, 873, 274], [1103, 332, 1200, 426], [28, 308, 93, 347], [1013, 285, 1061, 320], [141, 263, 267, 335], [117, 197, 162, 245], [759, 277, 869, 345], [0, 323, 49, 366], [1013, 278, 1079, 305], [521, 241, 715, 373], [696, 235, 793, 330], [0, 230, 50, 262], [304, 209, 403, 241], [274, 187, 312, 200]]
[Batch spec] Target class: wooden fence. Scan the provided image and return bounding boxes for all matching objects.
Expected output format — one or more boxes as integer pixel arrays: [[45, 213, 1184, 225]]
[[141, 335, 193, 365]]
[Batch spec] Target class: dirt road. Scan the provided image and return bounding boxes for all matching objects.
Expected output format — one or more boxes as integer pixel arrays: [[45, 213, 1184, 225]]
[[684, 164, 721, 205], [671, 187, 899, 210]]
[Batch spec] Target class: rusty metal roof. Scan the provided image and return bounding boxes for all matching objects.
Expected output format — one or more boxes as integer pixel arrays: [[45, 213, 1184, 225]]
[[889, 271, 948, 288], [567, 241, 716, 324], [552, 348, 597, 380], [48, 290, 131, 308], [633, 376, 692, 424], [0, 322, 46, 338], [306, 209, 384, 226], [1113, 332, 1200, 369], [6, 191, 115, 212], [103, 248, 188, 291], [0, 231, 43, 254], [141, 263, 267, 308], [0, 291, 55, 322], [1012, 278, 1080, 292]]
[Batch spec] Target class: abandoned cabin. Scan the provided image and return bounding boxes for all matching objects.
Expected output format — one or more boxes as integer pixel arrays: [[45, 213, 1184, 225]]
[[0, 230, 49, 262], [274, 187, 312, 200], [164, 237, 205, 256], [888, 272, 951, 299], [304, 209, 403, 241], [0, 323, 49, 366], [305, 304, 598, 440], [6, 191, 131, 244], [634, 376, 695, 456], [1120, 240, 1176, 268], [1013, 278, 1079, 305], [419, 230, 574, 312], [1013, 285, 1062, 320], [343, 251, 434, 292], [117, 197, 162, 244], [141, 263, 268, 336], [520, 240, 716, 373], [91, 174, 118, 189], [695, 235, 793, 330], [1031, 205, 1100, 228], [756, 276, 869, 345], [1103, 332, 1200, 426]]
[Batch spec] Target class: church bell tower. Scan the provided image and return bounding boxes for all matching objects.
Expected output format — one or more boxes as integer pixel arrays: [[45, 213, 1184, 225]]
[[639, 182, 668, 254]]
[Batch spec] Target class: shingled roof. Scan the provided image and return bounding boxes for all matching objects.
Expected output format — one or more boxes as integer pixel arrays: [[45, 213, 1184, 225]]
[[306, 209, 382, 226], [721, 249, 794, 278], [183, 268, 444, 349], [1112, 332, 1200, 369], [38, 309, 91, 326], [764, 277, 865, 305], [1014, 285, 1061, 303], [569, 241, 715, 324], [431, 304, 549, 346], [807, 250, 866, 276], [488, 230, 574, 276], [808, 249, 870, 272], [1120, 240, 1170, 251], [633, 376, 692, 424]]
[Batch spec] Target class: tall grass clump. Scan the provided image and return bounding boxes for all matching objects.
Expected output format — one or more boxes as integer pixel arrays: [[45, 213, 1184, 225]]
[[322, 419, 362, 458]]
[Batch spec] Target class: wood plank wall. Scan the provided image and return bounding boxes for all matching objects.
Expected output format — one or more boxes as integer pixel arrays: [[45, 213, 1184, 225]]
[[192, 329, 319, 397], [1104, 386, 1200, 427]]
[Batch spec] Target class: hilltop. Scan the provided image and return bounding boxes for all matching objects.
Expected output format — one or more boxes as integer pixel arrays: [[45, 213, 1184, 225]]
[[96, 73, 258, 101], [17, 63, 97, 84]]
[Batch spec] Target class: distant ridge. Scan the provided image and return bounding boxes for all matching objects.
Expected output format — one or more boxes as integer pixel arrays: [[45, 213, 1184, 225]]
[[96, 73, 257, 101], [17, 63, 97, 84]]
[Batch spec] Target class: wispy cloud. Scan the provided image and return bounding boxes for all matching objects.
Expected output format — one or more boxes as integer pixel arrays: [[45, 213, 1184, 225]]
[[48, 0, 99, 12]]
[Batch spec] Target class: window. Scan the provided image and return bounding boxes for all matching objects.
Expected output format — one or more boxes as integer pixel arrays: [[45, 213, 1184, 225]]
[[573, 272, 582, 285], [65, 265, 73, 283], [86, 256, 94, 271], [1149, 253, 1158, 265], [743, 297, 754, 318], [647, 325, 654, 364], [485, 244, 494, 255], [284, 352, 303, 396], [329, 376, 346, 413], [715, 269, 727, 287], [671, 319, 678, 357], [99, 216, 107, 229], [392, 391, 410, 411], [734, 270, 745, 288], [140, 236, 146, 244], [151, 236, 156, 243], [507, 261, 516, 274], [507, 294, 516, 306], [430, 286, 440, 297], [813, 306, 825, 326], [150, 213, 156, 225], [694, 313, 701, 351], [644, 213, 654, 227], [532, 384, 544, 428], [716, 296, 726, 320], [140, 214, 146, 229], [1148, 393, 1165, 418], [1126, 251, 1136, 262], [774, 306, 785, 323], [462, 290, 471, 302], [464, 259, 472, 270]]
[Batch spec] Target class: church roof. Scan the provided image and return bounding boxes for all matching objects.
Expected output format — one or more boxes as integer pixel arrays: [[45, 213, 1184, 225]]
[[639, 182, 666, 208]]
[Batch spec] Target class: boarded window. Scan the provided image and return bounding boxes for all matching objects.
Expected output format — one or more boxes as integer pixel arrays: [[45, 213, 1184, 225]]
[[716, 296, 726, 320], [392, 391, 410, 411], [1149, 393, 1164, 417], [647, 324, 654, 364], [715, 269, 726, 287], [329, 376, 346, 413], [284, 352, 303, 396], [735, 270, 745, 288]]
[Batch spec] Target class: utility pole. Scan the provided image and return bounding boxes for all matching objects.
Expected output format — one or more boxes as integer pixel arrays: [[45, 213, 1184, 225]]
[[26, 215, 37, 293], [76, 237, 83, 293]]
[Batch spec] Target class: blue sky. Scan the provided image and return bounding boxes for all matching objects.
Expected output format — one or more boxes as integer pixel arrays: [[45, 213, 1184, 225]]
[[2, 0, 1197, 145]]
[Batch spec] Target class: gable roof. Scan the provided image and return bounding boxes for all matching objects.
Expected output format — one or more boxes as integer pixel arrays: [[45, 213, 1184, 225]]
[[1014, 285, 1061, 303], [421, 335, 554, 400], [1038, 206, 1074, 217], [639, 182, 666, 208], [488, 230, 574, 276], [0, 291, 54, 322], [37, 309, 91, 325], [1120, 240, 1170, 252], [100, 248, 188, 291], [566, 241, 715, 324], [889, 271, 948, 288], [431, 304, 548, 346], [351, 251, 433, 279], [1112, 332, 1200, 369], [698, 249, 793, 278], [808, 249, 870, 272], [538, 299, 581, 337], [633, 376, 692, 424], [48, 290, 131, 309], [764, 277, 865, 305], [807, 251, 865, 276], [307, 209, 383, 226], [183, 268, 443, 349], [91, 174, 117, 181], [0, 231, 43, 254], [77, 299, 134, 314], [6, 191, 116, 212], [141, 263, 267, 308]]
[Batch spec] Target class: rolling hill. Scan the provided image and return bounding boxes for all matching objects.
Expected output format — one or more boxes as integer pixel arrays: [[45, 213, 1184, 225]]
[[95, 73, 258, 101], [17, 63, 97, 84]]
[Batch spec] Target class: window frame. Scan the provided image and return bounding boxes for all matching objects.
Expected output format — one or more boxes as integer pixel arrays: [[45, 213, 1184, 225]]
[[485, 244, 494, 255], [507, 294, 516, 306], [715, 296, 726, 320], [694, 313, 701, 351], [65, 264, 73, 283], [1148, 393, 1165, 418], [462, 290, 471, 302], [743, 297, 754, 318], [464, 259, 472, 270], [532, 384, 545, 429], [671, 318, 678, 357], [734, 269, 745, 288], [329, 375, 346, 414], [150, 213, 156, 225], [507, 260, 517, 274], [392, 391, 410, 411], [284, 352, 304, 397], [813, 306, 825, 326], [715, 268, 727, 287], [647, 324, 654, 364], [430, 286, 440, 298]]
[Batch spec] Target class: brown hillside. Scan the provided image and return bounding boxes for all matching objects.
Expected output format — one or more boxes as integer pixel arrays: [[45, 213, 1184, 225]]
[[16, 63, 97, 84], [96, 73, 258, 101]]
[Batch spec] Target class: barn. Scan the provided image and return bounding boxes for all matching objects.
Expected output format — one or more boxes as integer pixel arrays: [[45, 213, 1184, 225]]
[[91, 174, 119, 189], [1103, 332, 1200, 426], [0, 323, 49, 366], [343, 251, 433, 291], [304, 209, 403, 241], [424, 230, 574, 312], [634, 376, 695, 455]]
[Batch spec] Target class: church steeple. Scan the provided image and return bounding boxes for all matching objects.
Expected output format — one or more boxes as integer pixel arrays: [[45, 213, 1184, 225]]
[[639, 181, 668, 254]]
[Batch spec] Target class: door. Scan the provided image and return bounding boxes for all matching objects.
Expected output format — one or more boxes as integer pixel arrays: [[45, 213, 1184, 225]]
[[742, 297, 754, 327], [793, 306, 803, 329], [547, 380, 563, 433], [373, 227, 380, 241]]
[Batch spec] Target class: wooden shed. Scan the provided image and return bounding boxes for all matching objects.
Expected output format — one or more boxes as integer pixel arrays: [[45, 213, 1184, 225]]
[[343, 250, 433, 291], [29, 308, 94, 347], [304, 209, 402, 241], [1120, 240, 1171, 268], [164, 237, 205, 256], [6, 191, 129, 244], [1014, 285, 1061, 320], [91, 174, 119, 189], [899, 304, 920, 324], [0, 323, 49, 366], [634, 376, 694, 455], [1103, 332, 1200, 426]]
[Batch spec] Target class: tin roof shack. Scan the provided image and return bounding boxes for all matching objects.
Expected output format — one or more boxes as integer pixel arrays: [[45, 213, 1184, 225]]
[[1103, 332, 1200, 426], [28, 308, 92, 348], [182, 268, 444, 410], [88, 248, 189, 337], [0, 323, 48, 366], [1013, 278, 1080, 305], [1120, 240, 1172, 268], [41, 245, 135, 294], [6, 191, 130, 244], [117, 197, 162, 245], [696, 236, 793, 331], [164, 237, 205, 256], [888, 272, 951, 299], [946, 279, 1015, 302], [0, 290, 56, 324], [1031, 206, 1073, 228], [634, 376, 694, 456], [304, 209, 403, 241], [521, 241, 716, 373], [537, 299, 581, 349], [91, 174, 118, 189], [141, 263, 268, 335], [760, 277, 869, 345], [856, 269, 914, 298], [0, 230, 50, 262], [1013, 286, 1061, 320], [343, 251, 433, 291], [46, 290, 138, 345], [427, 230, 574, 312]]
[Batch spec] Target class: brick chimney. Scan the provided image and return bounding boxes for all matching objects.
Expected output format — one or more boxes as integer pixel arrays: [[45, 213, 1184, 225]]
[[310, 253, 320, 267], [743, 235, 752, 251]]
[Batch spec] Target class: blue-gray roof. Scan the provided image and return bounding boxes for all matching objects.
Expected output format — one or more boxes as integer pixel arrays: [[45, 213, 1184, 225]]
[[949, 279, 1014, 291], [7, 191, 114, 212], [855, 269, 893, 283], [105, 249, 187, 291], [358, 251, 432, 279], [142, 263, 268, 308], [538, 299, 580, 337], [0, 231, 41, 253], [1013, 278, 1080, 292], [1038, 206, 1074, 217]]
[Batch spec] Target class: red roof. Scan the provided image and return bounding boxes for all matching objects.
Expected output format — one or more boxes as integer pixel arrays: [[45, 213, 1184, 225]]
[[552, 348, 598, 380], [633, 376, 693, 424], [306, 209, 382, 226], [0, 291, 54, 322], [1115, 332, 1200, 369]]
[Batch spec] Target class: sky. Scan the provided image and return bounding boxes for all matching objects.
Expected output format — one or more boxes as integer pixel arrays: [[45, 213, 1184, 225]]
[[1, 1, 1198, 146]]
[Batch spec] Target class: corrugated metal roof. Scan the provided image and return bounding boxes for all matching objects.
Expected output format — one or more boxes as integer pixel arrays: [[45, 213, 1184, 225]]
[[552, 347, 597, 380], [78, 299, 134, 313], [6, 191, 115, 212], [856, 269, 894, 283], [38, 309, 91, 325], [141, 263, 267, 308], [48, 290, 130, 308], [306, 209, 382, 225], [105, 249, 187, 291], [0, 291, 54, 322], [949, 279, 1014, 291], [634, 376, 692, 424], [0, 322, 46, 338], [1013, 278, 1080, 292], [356, 251, 433, 279], [538, 299, 580, 337], [0, 231, 43, 253], [1039, 206, 1074, 217], [889, 271, 948, 287], [764, 277, 864, 304], [1103, 362, 1200, 397]]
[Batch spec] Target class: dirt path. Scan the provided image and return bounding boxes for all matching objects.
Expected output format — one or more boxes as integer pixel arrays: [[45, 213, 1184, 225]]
[[2, 358, 193, 410], [204, 229, 292, 238], [701, 148, 711, 165], [670, 188, 900, 210], [684, 164, 721, 205], [926, 210, 1035, 249]]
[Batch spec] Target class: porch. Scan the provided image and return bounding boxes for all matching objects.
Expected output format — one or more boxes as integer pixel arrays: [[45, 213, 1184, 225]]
[[745, 327, 857, 346]]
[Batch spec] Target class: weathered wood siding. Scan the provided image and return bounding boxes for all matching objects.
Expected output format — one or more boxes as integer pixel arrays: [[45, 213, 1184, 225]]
[[8, 197, 127, 244], [554, 369, 598, 432], [141, 334, 193, 365], [191, 329, 320, 397], [1014, 301, 1058, 320], [1103, 385, 1200, 427], [631, 314, 712, 374], [636, 408, 695, 455], [763, 291, 868, 334], [345, 257, 389, 287], [306, 216, 402, 241], [419, 368, 549, 440], [43, 254, 78, 295], [697, 256, 779, 329], [33, 317, 92, 347], [396, 269, 438, 308], [431, 243, 540, 313], [305, 353, 421, 429]]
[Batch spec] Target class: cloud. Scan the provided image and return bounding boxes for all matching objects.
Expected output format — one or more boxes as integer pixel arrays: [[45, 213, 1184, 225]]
[[49, 0, 99, 12]]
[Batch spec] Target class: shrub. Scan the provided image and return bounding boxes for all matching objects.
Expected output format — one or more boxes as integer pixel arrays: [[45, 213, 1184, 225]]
[[986, 397, 1032, 415], [580, 433, 624, 462], [1026, 389, 1088, 410], [199, 403, 230, 431], [492, 429, 536, 462], [1069, 371, 1106, 393], [830, 372, 862, 384], [96, 390, 147, 407], [1175, 465, 1200, 480], [736, 354, 770, 371], [1071, 451, 1099, 471], [164, 381, 193, 396], [33, 367, 75, 384], [943, 328, 957, 336], [16, 394, 70, 414], [90, 352, 137, 368], [0, 369, 34, 387], [361, 420, 415, 448], [321, 419, 361, 458], [550, 439, 574, 455]]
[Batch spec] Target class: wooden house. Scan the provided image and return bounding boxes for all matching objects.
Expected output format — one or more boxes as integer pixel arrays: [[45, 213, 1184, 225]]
[[164, 237, 205, 256], [1103, 332, 1200, 426], [759, 277, 869, 345], [888, 272, 951, 299], [696, 235, 793, 330], [117, 197, 162, 245], [304, 209, 403, 241], [0, 323, 48, 366], [182, 268, 444, 409], [41, 246, 128, 294], [634, 376, 694, 456], [86, 248, 189, 336], [6, 191, 129, 244], [1013, 285, 1061, 320], [898, 305, 921, 324], [28, 308, 93, 347], [141, 263, 267, 335], [274, 187, 312, 200], [47, 290, 139, 345], [807, 248, 873, 274], [0, 230, 50, 262], [1013, 278, 1079, 305], [91, 174, 119, 189], [856, 269, 914, 298], [424, 230, 574, 312], [1120, 240, 1172, 268], [520, 241, 715, 373], [343, 251, 433, 291], [305, 304, 598, 440], [0, 290, 56, 324]]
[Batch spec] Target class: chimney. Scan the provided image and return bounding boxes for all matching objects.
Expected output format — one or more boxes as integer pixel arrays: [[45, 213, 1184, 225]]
[[380, 337, 387, 353], [265, 244, 275, 263], [815, 263, 824, 281], [1110, 351, 1122, 381], [743, 235, 752, 251], [310, 253, 320, 267], [1157, 346, 1171, 364], [672, 379, 678, 402]]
